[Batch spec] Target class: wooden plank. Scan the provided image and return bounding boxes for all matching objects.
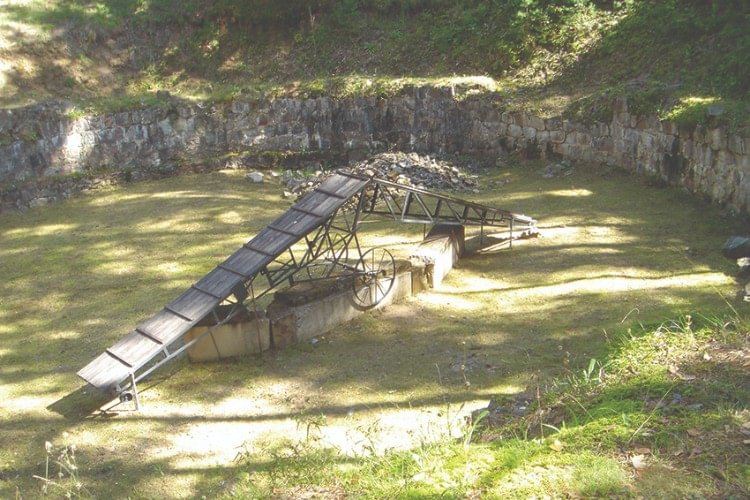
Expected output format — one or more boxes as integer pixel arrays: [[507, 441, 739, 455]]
[[337, 170, 369, 180], [245, 228, 297, 256], [217, 263, 247, 277], [272, 210, 322, 236], [314, 187, 347, 199], [137, 310, 192, 344], [290, 206, 327, 218], [221, 248, 269, 278], [195, 267, 242, 297], [164, 306, 192, 322], [316, 173, 350, 195], [243, 244, 275, 256], [107, 331, 163, 368], [267, 225, 303, 238], [134, 327, 163, 344], [190, 284, 222, 300], [295, 191, 345, 218], [168, 288, 219, 322], [317, 174, 369, 199], [77, 352, 131, 391]]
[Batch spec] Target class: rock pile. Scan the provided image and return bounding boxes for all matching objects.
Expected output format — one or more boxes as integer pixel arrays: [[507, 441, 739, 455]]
[[279, 152, 480, 199], [246, 171, 265, 183]]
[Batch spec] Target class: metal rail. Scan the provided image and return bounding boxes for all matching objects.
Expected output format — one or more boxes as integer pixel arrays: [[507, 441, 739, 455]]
[[359, 174, 536, 230]]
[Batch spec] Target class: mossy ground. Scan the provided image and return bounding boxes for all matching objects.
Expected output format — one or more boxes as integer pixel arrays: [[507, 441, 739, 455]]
[[0, 159, 746, 497]]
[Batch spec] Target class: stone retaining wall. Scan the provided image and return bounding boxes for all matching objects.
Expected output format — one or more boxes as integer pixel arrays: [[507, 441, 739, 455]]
[[2, 88, 748, 212]]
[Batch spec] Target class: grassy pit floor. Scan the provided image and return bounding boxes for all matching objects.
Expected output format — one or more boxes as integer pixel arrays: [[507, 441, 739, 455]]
[[0, 161, 747, 498]]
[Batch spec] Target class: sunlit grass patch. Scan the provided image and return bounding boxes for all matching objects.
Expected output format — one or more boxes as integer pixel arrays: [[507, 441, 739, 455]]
[[483, 452, 630, 498], [517, 316, 750, 494]]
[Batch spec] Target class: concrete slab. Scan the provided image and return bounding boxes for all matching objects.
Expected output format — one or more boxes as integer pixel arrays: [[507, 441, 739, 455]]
[[268, 270, 413, 347], [411, 262, 429, 294], [411, 224, 465, 288], [184, 308, 270, 362], [427, 224, 465, 257]]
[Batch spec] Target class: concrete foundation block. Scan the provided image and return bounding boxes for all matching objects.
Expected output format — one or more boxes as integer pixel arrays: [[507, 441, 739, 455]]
[[266, 303, 299, 349], [410, 263, 429, 294], [427, 224, 465, 257], [268, 270, 414, 347], [184, 314, 270, 362], [411, 224, 465, 288]]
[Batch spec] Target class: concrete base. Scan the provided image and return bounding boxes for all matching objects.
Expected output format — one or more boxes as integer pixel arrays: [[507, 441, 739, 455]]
[[181, 231, 463, 362], [411, 262, 429, 294], [411, 224, 465, 288], [184, 308, 270, 362], [268, 270, 413, 348], [428, 224, 465, 257]]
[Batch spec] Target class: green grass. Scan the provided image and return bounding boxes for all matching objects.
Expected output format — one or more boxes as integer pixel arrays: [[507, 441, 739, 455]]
[[0, 159, 746, 497], [224, 317, 749, 498], [2, 1, 748, 128], [227, 433, 633, 498]]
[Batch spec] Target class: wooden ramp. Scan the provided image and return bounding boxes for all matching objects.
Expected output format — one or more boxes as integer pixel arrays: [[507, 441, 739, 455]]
[[78, 170, 536, 396], [78, 172, 368, 393]]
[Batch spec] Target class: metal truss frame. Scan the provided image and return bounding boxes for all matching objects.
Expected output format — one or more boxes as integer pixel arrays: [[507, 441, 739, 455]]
[[111, 171, 536, 407]]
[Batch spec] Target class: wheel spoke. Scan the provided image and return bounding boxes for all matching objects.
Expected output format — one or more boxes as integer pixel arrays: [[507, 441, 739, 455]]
[[377, 250, 386, 275], [376, 279, 386, 297], [352, 248, 396, 308], [360, 285, 371, 305]]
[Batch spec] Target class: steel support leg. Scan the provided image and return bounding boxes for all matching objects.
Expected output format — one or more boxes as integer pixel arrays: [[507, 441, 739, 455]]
[[129, 372, 140, 411]]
